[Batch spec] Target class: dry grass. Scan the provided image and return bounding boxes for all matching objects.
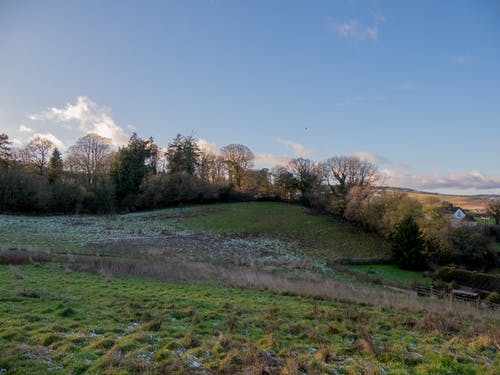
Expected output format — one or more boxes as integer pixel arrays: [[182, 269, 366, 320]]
[[64, 254, 499, 322], [0, 247, 50, 265]]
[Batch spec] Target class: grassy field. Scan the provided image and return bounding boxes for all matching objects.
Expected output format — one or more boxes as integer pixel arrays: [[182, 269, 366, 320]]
[[0, 202, 390, 263], [344, 264, 431, 286], [181, 202, 390, 259], [406, 192, 488, 211], [0, 264, 498, 374]]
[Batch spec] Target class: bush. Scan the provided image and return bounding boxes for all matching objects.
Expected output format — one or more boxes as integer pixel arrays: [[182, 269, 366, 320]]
[[448, 227, 495, 270], [435, 267, 500, 293]]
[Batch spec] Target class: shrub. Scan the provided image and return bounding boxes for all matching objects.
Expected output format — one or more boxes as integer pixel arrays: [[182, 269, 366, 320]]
[[435, 267, 500, 293], [448, 227, 495, 270]]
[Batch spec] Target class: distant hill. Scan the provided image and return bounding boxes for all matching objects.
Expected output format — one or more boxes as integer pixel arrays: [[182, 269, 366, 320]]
[[379, 186, 500, 212]]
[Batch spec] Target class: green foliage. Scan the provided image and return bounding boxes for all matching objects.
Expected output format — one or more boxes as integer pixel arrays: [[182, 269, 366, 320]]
[[448, 227, 494, 270], [166, 133, 200, 175], [287, 158, 321, 201], [139, 173, 208, 208], [0, 164, 51, 212], [391, 216, 427, 270], [436, 267, 500, 292], [111, 133, 157, 203], [487, 199, 500, 225], [48, 148, 63, 183]]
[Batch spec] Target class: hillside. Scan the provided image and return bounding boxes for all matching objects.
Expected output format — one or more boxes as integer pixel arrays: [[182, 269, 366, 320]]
[[0, 264, 498, 374], [0, 203, 499, 374], [383, 187, 497, 212], [0, 202, 390, 266]]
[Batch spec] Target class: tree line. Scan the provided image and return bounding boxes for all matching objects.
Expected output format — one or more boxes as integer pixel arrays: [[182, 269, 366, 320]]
[[0, 131, 497, 271], [0, 131, 380, 213]]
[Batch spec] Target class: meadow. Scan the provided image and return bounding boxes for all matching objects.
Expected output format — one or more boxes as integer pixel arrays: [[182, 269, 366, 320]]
[[0, 202, 499, 374], [0, 264, 498, 374], [405, 191, 489, 212]]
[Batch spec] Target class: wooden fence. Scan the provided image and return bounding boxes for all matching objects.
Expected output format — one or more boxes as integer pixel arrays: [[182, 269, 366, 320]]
[[415, 284, 499, 310]]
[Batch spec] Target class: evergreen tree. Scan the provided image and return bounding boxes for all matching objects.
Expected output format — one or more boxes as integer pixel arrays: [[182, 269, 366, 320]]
[[48, 148, 63, 183], [166, 134, 200, 175], [391, 215, 426, 270], [111, 133, 156, 202]]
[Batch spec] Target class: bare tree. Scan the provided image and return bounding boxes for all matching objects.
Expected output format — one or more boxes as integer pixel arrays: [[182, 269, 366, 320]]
[[220, 144, 254, 189], [66, 133, 112, 184], [196, 149, 215, 183], [323, 155, 380, 198], [23, 137, 54, 175]]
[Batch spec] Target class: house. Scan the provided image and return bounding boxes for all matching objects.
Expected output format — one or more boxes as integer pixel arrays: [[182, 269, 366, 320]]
[[441, 203, 478, 228]]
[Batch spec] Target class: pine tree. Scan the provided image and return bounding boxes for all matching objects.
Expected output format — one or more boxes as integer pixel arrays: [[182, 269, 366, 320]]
[[391, 215, 426, 270], [166, 134, 200, 175], [48, 148, 63, 183]]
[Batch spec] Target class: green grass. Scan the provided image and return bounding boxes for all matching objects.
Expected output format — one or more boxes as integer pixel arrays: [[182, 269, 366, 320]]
[[0, 202, 389, 260], [345, 264, 432, 286], [0, 264, 498, 374], [181, 202, 390, 258]]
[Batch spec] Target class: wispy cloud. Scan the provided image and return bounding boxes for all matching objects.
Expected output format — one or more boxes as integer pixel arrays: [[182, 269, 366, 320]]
[[28, 96, 129, 147], [329, 12, 385, 41], [330, 19, 379, 41], [277, 138, 311, 157], [449, 54, 479, 64], [352, 151, 390, 165], [352, 151, 411, 170], [255, 154, 291, 168], [336, 95, 386, 107], [18, 124, 33, 133], [255, 139, 313, 168], [382, 169, 500, 192]]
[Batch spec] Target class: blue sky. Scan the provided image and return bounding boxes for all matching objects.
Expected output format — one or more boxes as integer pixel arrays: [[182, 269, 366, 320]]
[[1, 0, 499, 194]]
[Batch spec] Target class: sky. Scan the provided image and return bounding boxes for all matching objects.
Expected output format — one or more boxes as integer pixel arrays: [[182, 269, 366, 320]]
[[1, 0, 499, 195]]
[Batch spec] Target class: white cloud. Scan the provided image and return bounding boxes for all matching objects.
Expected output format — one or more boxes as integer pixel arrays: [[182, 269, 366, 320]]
[[330, 18, 381, 41], [127, 124, 137, 131], [31, 132, 66, 151], [28, 96, 129, 147], [352, 151, 390, 165], [11, 138, 23, 146], [450, 54, 479, 64], [18, 124, 33, 133], [254, 139, 311, 168], [382, 169, 500, 192], [197, 139, 220, 155], [255, 153, 291, 168], [277, 138, 311, 157]]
